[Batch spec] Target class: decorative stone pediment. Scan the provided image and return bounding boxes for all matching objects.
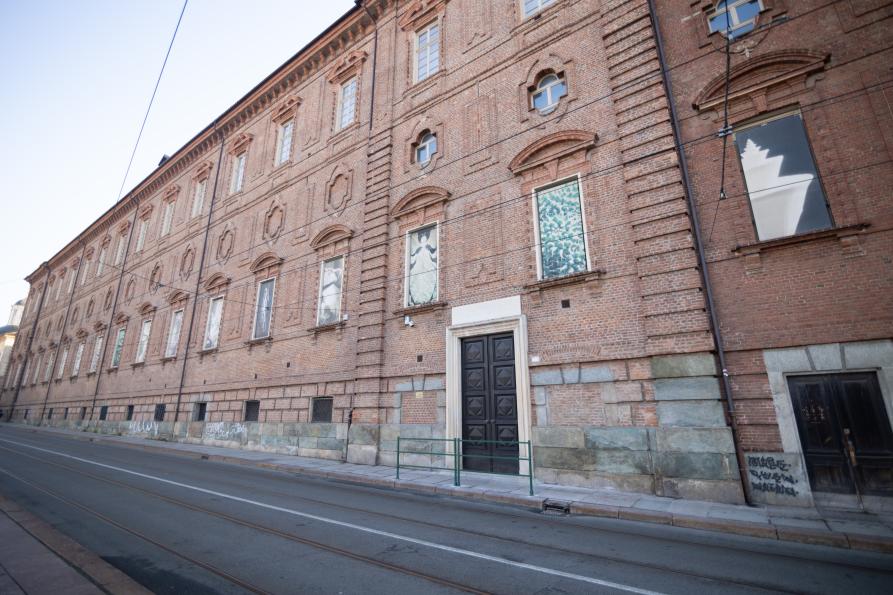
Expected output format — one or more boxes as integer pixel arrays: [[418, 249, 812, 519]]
[[398, 0, 448, 31], [138, 302, 156, 316], [694, 50, 829, 111], [509, 130, 598, 175], [204, 272, 231, 292], [167, 290, 189, 306], [273, 94, 302, 122], [263, 202, 285, 241], [163, 184, 181, 200], [391, 186, 451, 219], [92, 320, 105, 332], [113, 312, 129, 325], [249, 251, 283, 275], [193, 161, 213, 180], [310, 224, 353, 250], [327, 50, 368, 83], [229, 133, 254, 155], [75, 328, 89, 339], [325, 166, 353, 214]]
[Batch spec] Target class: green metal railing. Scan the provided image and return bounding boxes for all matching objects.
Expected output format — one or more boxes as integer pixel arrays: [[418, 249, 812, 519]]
[[396, 436, 534, 496]]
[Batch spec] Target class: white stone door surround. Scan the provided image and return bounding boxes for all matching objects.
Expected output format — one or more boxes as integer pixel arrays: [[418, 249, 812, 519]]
[[446, 296, 532, 475], [764, 340, 893, 505]]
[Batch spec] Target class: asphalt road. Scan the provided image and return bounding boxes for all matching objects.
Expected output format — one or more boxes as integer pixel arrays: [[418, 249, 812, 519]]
[[0, 425, 890, 594]]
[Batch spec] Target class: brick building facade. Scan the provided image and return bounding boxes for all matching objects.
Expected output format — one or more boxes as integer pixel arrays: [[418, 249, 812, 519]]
[[653, 0, 893, 508], [2, 0, 890, 507]]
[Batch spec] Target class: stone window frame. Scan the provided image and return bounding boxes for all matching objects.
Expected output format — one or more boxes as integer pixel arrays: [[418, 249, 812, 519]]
[[228, 133, 253, 196], [390, 186, 451, 314], [763, 340, 893, 502], [309, 226, 353, 332], [730, 109, 835, 244], [530, 71, 567, 115], [413, 20, 441, 84], [327, 50, 367, 135], [404, 118, 444, 173], [271, 95, 301, 168], [691, 0, 786, 51], [530, 174, 593, 282], [109, 319, 128, 371], [135, 205, 154, 253], [521, 0, 557, 20], [190, 162, 213, 220], [705, 0, 765, 39], [95, 238, 110, 278], [201, 273, 230, 353], [55, 341, 69, 381], [248, 253, 283, 342], [159, 185, 180, 238], [88, 326, 106, 375], [162, 290, 188, 360], [132, 303, 156, 366], [518, 54, 576, 124], [398, 0, 448, 89], [70, 336, 86, 378]]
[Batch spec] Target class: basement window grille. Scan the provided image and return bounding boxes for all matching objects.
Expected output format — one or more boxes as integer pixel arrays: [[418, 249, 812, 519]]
[[311, 397, 333, 423]]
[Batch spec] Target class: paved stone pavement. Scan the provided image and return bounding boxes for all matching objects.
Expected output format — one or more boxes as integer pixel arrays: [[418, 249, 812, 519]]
[[0, 496, 149, 594], [7, 424, 893, 554]]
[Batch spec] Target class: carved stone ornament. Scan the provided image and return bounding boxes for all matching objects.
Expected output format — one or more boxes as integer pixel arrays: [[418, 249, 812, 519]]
[[263, 202, 285, 241], [124, 277, 136, 304], [327, 50, 368, 84], [509, 130, 598, 175], [398, 0, 449, 31], [149, 263, 163, 294], [217, 227, 235, 263], [325, 167, 353, 214], [103, 289, 113, 311], [180, 245, 196, 280]]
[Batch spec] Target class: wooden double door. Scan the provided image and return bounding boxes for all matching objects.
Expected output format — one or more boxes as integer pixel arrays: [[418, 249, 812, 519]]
[[460, 332, 519, 474], [789, 373, 893, 497]]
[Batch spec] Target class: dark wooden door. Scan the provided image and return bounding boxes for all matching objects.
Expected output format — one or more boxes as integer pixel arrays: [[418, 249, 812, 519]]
[[789, 373, 893, 496], [461, 332, 519, 474]]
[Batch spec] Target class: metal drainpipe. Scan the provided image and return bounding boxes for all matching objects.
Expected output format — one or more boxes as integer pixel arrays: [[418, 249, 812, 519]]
[[173, 124, 226, 424], [39, 241, 88, 420], [91, 200, 141, 420], [6, 264, 51, 422], [646, 0, 753, 504]]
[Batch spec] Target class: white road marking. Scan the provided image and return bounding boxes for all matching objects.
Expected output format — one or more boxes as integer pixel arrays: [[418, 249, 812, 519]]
[[0, 435, 664, 595]]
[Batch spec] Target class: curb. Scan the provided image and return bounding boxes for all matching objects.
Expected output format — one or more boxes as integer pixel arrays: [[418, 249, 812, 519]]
[[7, 425, 893, 555], [0, 496, 152, 595]]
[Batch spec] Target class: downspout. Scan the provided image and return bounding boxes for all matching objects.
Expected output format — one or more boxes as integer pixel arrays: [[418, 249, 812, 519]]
[[6, 264, 50, 421], [646, 0, 753, 504], [40, 241, 88, 421], [91, 200, 141, 420], [173, 123, 226, 423]]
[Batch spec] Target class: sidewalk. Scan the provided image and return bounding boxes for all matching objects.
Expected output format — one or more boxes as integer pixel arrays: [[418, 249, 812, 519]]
[[0, 496, 150, 595], [8, 424, 893, 555]]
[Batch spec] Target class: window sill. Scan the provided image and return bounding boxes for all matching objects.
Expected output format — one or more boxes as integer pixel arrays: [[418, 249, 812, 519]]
[[524, 269, 605, 292], [393, 301, 448, 317], [198, 347, 219, 356], [106, 367, 119, 373], [732, 223, 869, 254], [131, 362, 146, 368], [160, 355, 177, 363], [330, 122, 360, 143], [308, 321, 345, 336], [245, 336, 273, 346], [407, 69, 445, 96], [86, 371, 96, 377]]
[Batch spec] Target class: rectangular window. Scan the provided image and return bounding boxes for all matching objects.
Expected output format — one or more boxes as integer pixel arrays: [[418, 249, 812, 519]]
[[165, 310, 183, 358], [30, 355, 41, 385], [253, 279, 275, 339], [126, 405, 134, 421], [54, 278, 63, 302], [56, 346, 69, 380], [89, 335, 104, 373], [47, 408, 53, 420], [136, 219, 149, 251], [276, 120, 294, 165], [71, 341, 85, 377], [43, 351, 55, 382], [405, 224, 439, 307], [203, 297, 223, 350], [534, 177, 589, 280], [114, 235, 126, 266], [80, 407, 87, 420], [96, 246, 107, 277], [193, 402, 207, 422], [244, 400, 260, 422], [338, 78, 357, 130], [154, 404, 166, 422], [230, 153, 247, 194], [416, 23, 440, 82], [64, 408, 69, 420], [99, 405, 108, 421], [111, 326, 126, 368], [68, 268, 77, 293], [311, 397, 333, 423], [135, 319, 152, 363], [523, 0, 556, 18], [161, 201, 175, 236], [80, 260, 91, 285], [733, 112, 833, 241], [191, 179, 207, 218], [316, 256, 344, 327]]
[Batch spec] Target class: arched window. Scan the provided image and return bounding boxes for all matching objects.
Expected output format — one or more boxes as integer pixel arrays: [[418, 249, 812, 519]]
[[708, 1, 763, 39], [415, 132, 437, 165], [531, 73, 567, 114]]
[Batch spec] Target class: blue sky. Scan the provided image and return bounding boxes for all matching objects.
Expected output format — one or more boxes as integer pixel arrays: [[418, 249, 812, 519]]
[[0, 0, 354, 318]]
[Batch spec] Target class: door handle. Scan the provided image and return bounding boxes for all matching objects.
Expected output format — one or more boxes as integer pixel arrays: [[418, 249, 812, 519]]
[[843, 427, 858, 467]]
